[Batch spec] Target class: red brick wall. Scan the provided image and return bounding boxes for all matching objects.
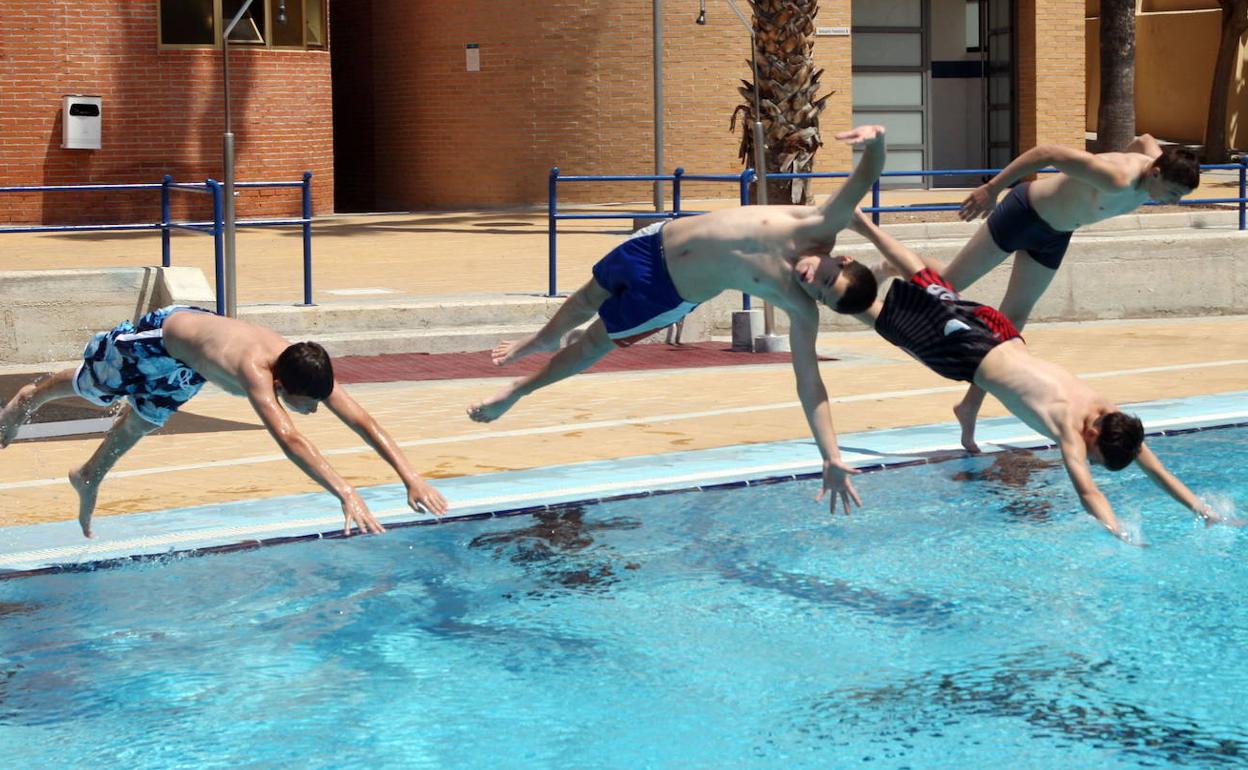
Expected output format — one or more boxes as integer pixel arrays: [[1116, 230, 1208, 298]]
[[362, 0, 853, 208], [0, 1, 333, 226]]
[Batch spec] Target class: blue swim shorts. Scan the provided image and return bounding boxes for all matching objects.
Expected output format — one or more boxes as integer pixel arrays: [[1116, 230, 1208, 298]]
[[592, 221, 698, 347], [985, 182, 1074, 270], [72, 305, 214, 426]]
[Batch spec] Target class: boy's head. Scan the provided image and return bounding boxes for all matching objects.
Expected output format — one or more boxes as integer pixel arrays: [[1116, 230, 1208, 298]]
[[794, 254, 879, 314], [274, 341, 334, 414], [1090, 410, 1144, 471], [1145, 146, 1200, 204]]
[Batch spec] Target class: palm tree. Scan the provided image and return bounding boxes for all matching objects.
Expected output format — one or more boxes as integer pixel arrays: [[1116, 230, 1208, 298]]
[[1096, 0, 1136, 151], [730, 0, 829, 204], [1204, 0, 1248, 162]]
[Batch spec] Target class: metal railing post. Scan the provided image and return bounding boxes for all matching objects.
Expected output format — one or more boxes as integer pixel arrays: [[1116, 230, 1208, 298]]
[[1239, 155, 1246, 232], [548, 167, 560, 296], [160, 175, 172, 267], [302, 171, 313, 305], [208, 179, 226, 315], [672, 167, 684, 218], [871, 179, 881, 225]]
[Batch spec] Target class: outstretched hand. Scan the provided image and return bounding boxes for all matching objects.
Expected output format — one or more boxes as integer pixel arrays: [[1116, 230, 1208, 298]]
[[816, 459, 862, 515], [341, 492, 386, 536], [958, 183, 1000, 221], [407, 478, 449, 517], [835, 125, 885, 147]]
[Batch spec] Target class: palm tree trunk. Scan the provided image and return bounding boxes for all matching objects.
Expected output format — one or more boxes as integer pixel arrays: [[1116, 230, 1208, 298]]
[[1096, 0, 1136, 152], [1204, 1, 1248, 162], [732, 0, 829, 205]]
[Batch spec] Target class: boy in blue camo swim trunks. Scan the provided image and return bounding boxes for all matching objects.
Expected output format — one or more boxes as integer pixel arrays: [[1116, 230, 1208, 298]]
[[73, 305, 213, 426], [1, 306, 448, 538]]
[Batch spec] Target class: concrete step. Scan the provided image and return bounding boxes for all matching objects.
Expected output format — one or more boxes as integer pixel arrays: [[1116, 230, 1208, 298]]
[[236, 294, 565, 336], [306, 324, 547, 357]]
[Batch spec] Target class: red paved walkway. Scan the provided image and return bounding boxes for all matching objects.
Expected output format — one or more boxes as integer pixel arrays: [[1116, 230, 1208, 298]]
[[334, 342, 815, 384]]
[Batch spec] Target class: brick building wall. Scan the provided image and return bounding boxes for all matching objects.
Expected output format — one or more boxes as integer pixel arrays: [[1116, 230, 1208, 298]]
[[359, 0, 853, 209], [1016, 0, 1087, 151], [0, 1, 333, 226]]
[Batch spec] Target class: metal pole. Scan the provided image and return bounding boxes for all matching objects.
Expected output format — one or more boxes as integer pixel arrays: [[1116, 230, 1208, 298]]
[[1239, 155, 1246, 232], [302, 171, 313, 306], [653, 0, 665, 212], [209, 179, 226, 316], [871, 179, 881, 226], [724, 0, 785, 351], [221, 0, 255, 318], [672, 167, 683, 217]]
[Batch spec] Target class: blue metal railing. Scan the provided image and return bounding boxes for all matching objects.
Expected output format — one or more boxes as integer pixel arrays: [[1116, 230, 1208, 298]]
[[548, 167, 753, 297], [547, 158, 1248, 297], [2, 173, 315, 315]]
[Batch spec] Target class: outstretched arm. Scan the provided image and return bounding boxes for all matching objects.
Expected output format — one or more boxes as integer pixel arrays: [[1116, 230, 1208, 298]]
[[813, 125, 886, 235], [849, 208, 927, 278], [960, 144, 1137, 220], [1135, 443, 1246, 526], [1059, 437, 1138, 545], [788, 307, 861, 515], [246, 384, 385, 535], [325, 385, 449, 516]]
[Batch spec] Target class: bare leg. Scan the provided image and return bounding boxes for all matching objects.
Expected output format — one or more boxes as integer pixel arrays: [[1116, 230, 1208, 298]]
[[493, 279, 611, 366], [954, 254, 1058, 452], [0, 368, 80, 448], [69, 407, 157, 537], [942, 224, 1010, 293], [470, 320, 615, 422]]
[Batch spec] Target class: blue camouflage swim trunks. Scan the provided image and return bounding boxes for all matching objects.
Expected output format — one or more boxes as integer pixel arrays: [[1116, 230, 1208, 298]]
[[72, 305, 214, 426]]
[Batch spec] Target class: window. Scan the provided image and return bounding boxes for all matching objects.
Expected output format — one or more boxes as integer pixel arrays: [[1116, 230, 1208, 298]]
[[159, 0, 326, 49], [966, 0, 983, 53]]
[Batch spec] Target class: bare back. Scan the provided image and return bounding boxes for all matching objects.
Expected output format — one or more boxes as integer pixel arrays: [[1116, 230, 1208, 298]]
[[973, 340, 1112, 443], [1027, 152, 1154, 231], [660, 204, 835, 314], [161, 311, 293, 396]]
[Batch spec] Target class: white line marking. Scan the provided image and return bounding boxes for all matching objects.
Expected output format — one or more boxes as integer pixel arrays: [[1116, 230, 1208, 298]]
[[2, 359, 1245, 491]]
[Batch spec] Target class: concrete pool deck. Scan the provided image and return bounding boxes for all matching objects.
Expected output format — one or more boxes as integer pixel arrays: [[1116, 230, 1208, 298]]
[[0, 315, 1245, 574]]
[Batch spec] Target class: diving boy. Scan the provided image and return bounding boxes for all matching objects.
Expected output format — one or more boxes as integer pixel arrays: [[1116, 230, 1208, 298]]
[[0, 306, 448, 537]]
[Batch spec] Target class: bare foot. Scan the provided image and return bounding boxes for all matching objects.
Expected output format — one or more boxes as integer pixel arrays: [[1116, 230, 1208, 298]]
[[492, 333, 554, 367], [467, 384, 520, 423], [69, 468, 98, 538], [953, 402, 981, 454], [0, 384, 36, 448]]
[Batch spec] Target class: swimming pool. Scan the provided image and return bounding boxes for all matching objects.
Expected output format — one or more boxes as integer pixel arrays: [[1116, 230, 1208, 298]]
[[0, 426, 1245, 769]]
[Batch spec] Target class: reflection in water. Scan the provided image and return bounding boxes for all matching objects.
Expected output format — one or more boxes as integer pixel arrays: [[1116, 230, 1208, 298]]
[[785, 649, 1247, 766], [952, 451, 1061, 522], [469, 505, 642, 595], [720, 560, 958, 628]]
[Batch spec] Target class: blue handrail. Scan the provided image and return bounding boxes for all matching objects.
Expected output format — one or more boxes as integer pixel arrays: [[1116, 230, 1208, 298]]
[[548, 158, 1248, 296], [2, 174, 315, 315]]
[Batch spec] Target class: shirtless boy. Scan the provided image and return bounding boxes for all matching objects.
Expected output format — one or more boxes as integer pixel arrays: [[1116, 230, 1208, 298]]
[[822, 210, 1232, 542], [467, 125, 891, 514], [0, 306, 448, 537], [948, 136, 1201, 451]]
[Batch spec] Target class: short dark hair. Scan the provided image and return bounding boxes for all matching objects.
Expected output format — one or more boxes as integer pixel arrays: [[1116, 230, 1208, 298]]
[[1153, 146, 1200, 191], [832, 260, 879, 314], [1096, 411, 1144, 471], [275, 341, 334, 400]]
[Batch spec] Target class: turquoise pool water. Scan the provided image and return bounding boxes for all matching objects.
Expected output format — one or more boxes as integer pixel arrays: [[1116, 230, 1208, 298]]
[[0, 426, 1245, 769]]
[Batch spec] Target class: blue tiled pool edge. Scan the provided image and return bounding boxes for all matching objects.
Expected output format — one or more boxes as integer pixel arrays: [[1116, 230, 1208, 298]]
[[2, 390, 1246, 577]]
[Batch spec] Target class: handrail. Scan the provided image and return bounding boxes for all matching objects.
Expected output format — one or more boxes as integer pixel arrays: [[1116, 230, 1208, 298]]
[[547, 157, 1248, 298], [0, 173, 314, 315]]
